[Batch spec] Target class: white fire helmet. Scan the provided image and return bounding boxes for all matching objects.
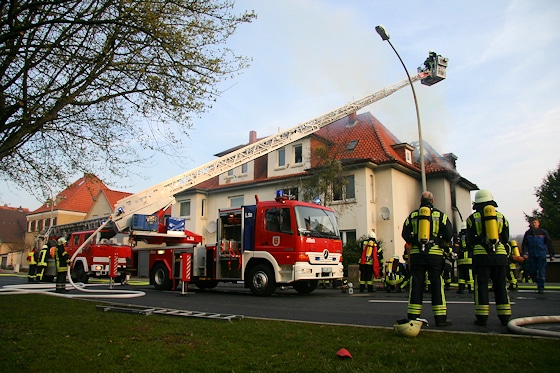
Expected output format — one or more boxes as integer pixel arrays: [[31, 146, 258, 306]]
[[394, 318, 428, 337], [368, 231, 376, 239], [57, 237, 67, 245], [474, 189, 493, 204]]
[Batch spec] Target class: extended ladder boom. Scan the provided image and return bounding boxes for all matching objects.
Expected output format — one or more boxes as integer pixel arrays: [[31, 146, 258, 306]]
[[112, 71, 429, 232]]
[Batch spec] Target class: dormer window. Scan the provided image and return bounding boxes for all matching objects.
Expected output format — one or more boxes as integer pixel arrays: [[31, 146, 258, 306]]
[[405, 149, 412, 164], [346, 140, 359, 151]]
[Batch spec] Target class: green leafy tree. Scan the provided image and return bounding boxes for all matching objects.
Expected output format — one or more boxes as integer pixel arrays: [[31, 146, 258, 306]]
[[0, 0, 255, 200], [527, 162, 560, 238], [299, 145, 347, 206]]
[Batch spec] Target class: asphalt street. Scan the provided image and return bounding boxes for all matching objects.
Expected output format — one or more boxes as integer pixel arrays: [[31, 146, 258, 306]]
[[2, 273, 559, 336]]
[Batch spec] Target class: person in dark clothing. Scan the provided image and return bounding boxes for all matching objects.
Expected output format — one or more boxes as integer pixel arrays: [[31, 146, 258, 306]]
[[465, 189, 511, 327], [52, 238, 71, 293], [402, 191, 454, 327], [27, 247, 39, 282], [36, 244, 51, 282], [358, 231, 383, 293], [521, 218, 556, 294]]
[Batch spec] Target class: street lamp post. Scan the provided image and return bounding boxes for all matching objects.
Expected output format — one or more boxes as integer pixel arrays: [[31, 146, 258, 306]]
[[375, 25, 427, 192]]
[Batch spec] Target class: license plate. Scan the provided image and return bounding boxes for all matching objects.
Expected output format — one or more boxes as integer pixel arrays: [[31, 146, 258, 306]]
[[321, 267, 332, 273]]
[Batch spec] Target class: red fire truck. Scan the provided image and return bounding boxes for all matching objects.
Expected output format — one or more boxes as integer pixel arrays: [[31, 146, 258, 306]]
[[147, 192, 343, 296]]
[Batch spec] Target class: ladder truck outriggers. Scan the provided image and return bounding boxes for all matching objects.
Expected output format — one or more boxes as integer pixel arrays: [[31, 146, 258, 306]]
[[57, 52, 447, 296]]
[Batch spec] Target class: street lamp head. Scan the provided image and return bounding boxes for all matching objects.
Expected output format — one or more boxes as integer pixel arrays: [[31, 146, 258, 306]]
[[375, 25, 390, 41]]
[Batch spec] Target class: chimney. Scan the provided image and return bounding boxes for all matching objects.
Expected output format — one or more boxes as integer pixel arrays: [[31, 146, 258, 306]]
[[347, 112, 357, 127], [249, 130, 257, 144]]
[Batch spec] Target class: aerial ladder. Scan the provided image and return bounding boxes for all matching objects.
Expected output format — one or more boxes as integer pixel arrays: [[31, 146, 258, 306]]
[[76, 52, 448, 257]]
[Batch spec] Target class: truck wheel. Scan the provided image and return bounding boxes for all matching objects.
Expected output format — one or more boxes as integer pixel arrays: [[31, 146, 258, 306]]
[[293, 280, 318, 294], [151, 263, 173, 291], [248, 264, 276, 296], [72, 263, 89, 284]]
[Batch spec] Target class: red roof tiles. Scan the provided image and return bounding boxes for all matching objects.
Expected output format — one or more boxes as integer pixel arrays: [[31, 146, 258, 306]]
[[32, 174, 111, 214]]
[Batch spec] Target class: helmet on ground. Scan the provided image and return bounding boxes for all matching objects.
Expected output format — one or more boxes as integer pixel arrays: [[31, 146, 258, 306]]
[[368, 231, 376, 239], [57, 237, 67, 245], [394, 318, 427, 337], [336, 348, 352, 358], [474, 189, 494, 204]]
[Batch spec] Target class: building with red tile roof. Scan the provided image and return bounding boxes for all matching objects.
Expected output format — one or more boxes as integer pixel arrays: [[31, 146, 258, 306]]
[[174, 111, 477, 258]]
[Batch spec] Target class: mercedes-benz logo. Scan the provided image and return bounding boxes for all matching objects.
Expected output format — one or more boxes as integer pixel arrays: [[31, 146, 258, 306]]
[[323, 249, 329, 259]]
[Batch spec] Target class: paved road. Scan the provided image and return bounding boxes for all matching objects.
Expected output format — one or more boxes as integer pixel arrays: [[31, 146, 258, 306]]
[[2, 273, 559, 336]]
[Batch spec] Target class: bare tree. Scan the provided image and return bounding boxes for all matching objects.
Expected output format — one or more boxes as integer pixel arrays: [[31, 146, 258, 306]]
[[0, 0, 255, 200]]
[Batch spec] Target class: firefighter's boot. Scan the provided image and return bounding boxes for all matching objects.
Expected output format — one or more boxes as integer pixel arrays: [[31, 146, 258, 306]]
[[474, 316, 488, 326], [367, 285, 375, 293], [359, 284, 365, 293], [457, 283, 465, 294], [435, 315, 452, 327]]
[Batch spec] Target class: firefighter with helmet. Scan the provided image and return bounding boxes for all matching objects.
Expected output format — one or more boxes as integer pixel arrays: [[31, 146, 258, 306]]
[[358, 231, 383, 293], [36, 244, 51, 282], [52, 237, 71, 293], [27, 247, 39, 282], [455, 222, 473, 294], [401, 191, 454, 327], [465, 189, 511, 326]]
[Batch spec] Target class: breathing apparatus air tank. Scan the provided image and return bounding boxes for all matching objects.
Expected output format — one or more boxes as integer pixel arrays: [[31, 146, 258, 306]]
[[510, 239, 525, 263], [483, 205, 499, 250], [418, 207, 431, 252]]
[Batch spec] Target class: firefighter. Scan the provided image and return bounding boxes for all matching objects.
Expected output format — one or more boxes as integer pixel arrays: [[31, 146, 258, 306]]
[[358, 231, 383, 293], [27, 247, 39, 282], [465, 189, 511, 326], [36, 244, 50, 282], [455, 223, 473, 294], [400, 244, 411, 290], [506, 240, 522, 291], [402, 191, 454, 327], [53, 238, 71, 293], [384, 255, 404, 292], [442, 249, 455, 291]]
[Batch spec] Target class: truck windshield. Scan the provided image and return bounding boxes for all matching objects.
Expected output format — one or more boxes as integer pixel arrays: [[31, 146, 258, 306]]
[[294, 205, 339, 238]]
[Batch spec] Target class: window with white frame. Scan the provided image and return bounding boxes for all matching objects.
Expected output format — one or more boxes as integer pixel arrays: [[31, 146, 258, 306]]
[[180, 200, 191, 217], [333, 175, 356, 201], [340, 230, 357, 245], [293, 144, 302, 164], [277, 147, 285, 167], [227, 169, 234, 177], [241, 163, 248, 174], [229, 195, 244, 207], [201, 199, 206, 218]]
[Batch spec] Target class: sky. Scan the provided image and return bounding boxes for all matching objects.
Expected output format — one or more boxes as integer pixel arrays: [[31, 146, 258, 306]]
[[1, 0, 559, 236]]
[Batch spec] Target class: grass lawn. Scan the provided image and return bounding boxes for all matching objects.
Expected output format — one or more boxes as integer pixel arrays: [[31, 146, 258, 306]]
[[1, 294, 559, 372]]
